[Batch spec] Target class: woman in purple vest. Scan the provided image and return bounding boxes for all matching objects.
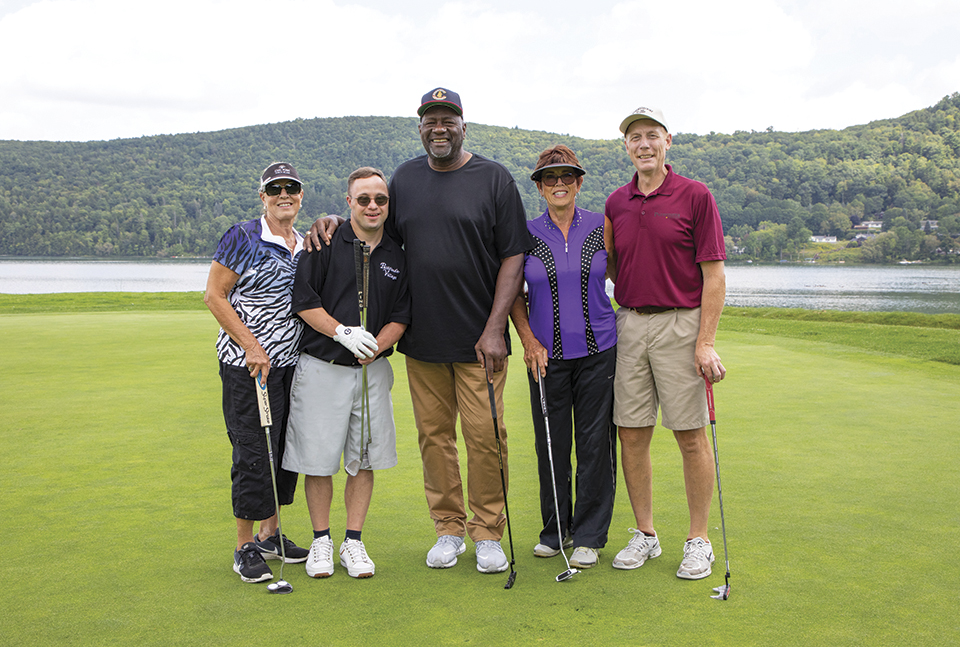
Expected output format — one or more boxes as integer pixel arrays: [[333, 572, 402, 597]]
[[510, 146, 618, 570]]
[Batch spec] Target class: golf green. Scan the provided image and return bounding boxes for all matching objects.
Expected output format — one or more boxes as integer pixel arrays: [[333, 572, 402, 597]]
[[1, 305, 956, 646]]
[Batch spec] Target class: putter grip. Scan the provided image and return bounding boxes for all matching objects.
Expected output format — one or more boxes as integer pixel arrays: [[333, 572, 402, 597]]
[[255, 375, 273, 428], [703, 376, 716, 423]]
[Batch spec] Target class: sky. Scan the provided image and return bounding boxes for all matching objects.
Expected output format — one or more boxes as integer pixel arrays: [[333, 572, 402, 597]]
[[1, 0, 958, 143]]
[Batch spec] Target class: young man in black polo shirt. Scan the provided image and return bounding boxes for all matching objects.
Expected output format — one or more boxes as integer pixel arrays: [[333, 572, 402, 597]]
[[284, 167, 410, 579]]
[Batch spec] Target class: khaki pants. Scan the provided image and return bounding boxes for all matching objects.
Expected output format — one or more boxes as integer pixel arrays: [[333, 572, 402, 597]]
[[406, 356, 508, 542]]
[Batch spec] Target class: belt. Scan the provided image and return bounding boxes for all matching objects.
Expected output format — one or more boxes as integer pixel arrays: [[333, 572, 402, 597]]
[[628, 306, 678, 315]]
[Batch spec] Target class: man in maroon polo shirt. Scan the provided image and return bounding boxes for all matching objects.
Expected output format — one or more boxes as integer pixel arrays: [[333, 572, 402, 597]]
[[603, 106, 727, 580]]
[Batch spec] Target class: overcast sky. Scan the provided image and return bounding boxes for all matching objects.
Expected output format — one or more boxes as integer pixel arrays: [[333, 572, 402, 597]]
[[1, 0, 958, 142]]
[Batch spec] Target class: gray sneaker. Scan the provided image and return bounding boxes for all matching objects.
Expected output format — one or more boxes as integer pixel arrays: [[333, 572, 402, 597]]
[[569, 546, 599, 569], [426, 535, 466, 568], [612, 528, 662, 570], [475, 540, 508, 573], [676, 537, 714, 580]]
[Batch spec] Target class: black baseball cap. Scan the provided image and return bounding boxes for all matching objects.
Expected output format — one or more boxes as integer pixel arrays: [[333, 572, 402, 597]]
[[260, 162, 302, 190], [418, 88, 463, 117]]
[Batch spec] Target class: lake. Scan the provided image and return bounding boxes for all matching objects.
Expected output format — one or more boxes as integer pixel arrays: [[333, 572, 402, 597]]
[[1, 259, 959, 314]]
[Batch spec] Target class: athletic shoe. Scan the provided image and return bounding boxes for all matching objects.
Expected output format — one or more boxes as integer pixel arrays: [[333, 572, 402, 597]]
[[676, 537, 715, 580], [569, 546, 599, 569], [475, 540, 509, 573], [534, 543, 560, 557], [612, 528, 662, 570], [305, 536, 335, 578], [255, 530, 309, 564], [534, 533, 573, 557], [233, 542, 273, 583], [339, 539, 375, 578], [426, 535, 466, 569]]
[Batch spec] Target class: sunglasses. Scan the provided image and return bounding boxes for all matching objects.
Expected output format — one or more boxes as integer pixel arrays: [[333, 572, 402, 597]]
[[540, 172, 578, 187], [355, 195, 389, 207], [263, 181, 302, 196]]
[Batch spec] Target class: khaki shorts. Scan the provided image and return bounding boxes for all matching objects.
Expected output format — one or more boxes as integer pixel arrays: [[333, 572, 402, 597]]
[[283, 353, 398, 477], [613, 307, 708, 431]]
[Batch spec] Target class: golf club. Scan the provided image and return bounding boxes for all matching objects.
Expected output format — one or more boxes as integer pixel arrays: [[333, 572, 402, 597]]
[[352, 239, 373, 473], [704, 375, 731, 601], [255, 374, 293, 595], [486, 377, 517, 589], [537, 377, 578, 583]]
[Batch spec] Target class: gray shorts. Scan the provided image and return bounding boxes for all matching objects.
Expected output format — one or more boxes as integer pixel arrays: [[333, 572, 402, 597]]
[[283, 353, 398, 476], [613, 306, 708, 431]]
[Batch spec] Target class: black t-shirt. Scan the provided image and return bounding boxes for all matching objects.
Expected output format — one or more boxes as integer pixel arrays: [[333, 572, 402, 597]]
[[386, 154, 532, 363], [292, 224, 410, 366]]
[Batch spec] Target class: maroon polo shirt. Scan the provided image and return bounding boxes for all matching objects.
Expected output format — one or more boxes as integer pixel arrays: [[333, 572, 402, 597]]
[[605, 164, 725, 309]]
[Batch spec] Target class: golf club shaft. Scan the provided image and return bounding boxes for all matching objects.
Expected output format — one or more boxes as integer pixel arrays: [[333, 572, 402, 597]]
[[704, 378, 730, 586], [256, 375, 287, 578], [486, 379, 516, 588], [538, 377, 574, 573]]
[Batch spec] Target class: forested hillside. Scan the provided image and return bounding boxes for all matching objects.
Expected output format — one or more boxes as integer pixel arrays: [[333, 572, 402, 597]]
[[2, 93, 959, 261]]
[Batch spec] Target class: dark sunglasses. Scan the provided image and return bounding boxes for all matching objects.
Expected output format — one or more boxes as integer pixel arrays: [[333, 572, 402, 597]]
[[355, 195, 389, 207], [263, 181, 302, 196], [541, 172, 578, 187]]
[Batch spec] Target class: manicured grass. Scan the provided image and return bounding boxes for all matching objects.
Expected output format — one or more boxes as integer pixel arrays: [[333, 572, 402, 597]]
[[0, 291, 206, 313], [2, 299, 957, 646]]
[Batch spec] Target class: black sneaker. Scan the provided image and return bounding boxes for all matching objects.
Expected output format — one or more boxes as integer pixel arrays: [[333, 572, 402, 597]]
[[255, 530, 309, 564], [234, 542, 273, 583]]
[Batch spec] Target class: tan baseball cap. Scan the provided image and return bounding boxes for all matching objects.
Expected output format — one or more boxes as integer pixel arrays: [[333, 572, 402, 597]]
[[619, 107, 669, 134]]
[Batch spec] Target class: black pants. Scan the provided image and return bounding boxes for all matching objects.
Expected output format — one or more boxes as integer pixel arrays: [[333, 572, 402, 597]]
[[220, 363, 298, 520], [527, 346, 617, 549]]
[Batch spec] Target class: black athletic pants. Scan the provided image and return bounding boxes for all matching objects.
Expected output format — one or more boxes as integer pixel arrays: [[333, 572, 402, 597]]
[[527, 346, 617, 550]]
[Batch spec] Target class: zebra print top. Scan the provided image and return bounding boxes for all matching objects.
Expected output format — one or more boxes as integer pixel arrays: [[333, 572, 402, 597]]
[[213, 217, 304, 368]]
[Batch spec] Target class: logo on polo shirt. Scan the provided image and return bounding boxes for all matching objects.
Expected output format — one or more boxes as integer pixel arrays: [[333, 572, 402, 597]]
[[380, 262, 400, 280]]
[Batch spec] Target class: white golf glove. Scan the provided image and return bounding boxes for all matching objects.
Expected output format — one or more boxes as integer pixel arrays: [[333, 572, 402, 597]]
[[333, 324, 378, 359]]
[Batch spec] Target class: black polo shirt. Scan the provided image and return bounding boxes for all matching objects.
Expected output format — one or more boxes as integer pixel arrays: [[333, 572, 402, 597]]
[[292, 224, 410, 366]]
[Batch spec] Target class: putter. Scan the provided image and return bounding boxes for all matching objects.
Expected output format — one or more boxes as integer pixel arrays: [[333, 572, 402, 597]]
[[351, 239, 373, 474], [255, 374, 293, 595], [486, 378, 517, 589], [704, 376, 731, 601], [537, 377, 578, 582]]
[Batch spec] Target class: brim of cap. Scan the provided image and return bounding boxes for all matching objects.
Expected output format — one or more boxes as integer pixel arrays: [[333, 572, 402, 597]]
[[619, 114, 668, 134], [260, 175, 301, 189], [530, 163, 586, 182], [417, 101, 463, 117]]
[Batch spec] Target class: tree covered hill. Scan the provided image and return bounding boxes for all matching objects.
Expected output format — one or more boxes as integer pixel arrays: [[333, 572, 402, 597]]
[[2, 93, 959, 259]]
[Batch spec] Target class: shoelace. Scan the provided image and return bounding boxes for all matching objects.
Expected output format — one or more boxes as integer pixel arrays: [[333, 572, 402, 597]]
[[241, 546, 264, 566], [310, 538, 332, 560], [343, 541, 369, 563], [684, 540, 710, 562], [626, 528, 651, 551]]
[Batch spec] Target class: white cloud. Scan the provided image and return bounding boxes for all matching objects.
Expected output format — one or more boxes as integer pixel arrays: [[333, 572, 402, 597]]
[[0, 0, 958, 141]]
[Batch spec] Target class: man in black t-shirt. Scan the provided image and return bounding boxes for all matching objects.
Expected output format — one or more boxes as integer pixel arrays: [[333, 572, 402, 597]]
[[309, 89, 533, 574]]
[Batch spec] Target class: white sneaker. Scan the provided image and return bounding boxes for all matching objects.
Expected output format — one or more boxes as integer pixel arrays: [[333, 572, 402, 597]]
[[534, 532, 573, 557], [534, 543, 560, 557], [339, 539, 375, 578], [426, 535, 466, 569], [569, 546, 599, 569], [677, 537, 714, 580], [305, 536, 334, 578], [612, 528, 662, 570], [476, 540, 509, 573]]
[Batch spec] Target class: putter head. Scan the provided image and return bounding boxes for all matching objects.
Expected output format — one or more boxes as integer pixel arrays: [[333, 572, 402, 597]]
[[556, 568, 578, 582], [268, 580, 293, 595], [504, 570, 517, 589], [710, 584, 730, 600]]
